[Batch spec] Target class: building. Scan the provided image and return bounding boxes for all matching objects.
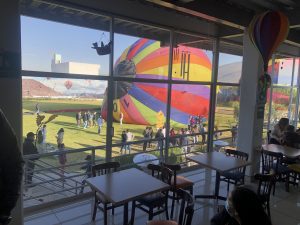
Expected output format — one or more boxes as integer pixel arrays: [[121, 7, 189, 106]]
[[51, 54, 100, 75]]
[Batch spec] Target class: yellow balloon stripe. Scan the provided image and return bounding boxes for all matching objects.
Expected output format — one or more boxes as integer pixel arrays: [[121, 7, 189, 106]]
[[133, 42, 160, 65]]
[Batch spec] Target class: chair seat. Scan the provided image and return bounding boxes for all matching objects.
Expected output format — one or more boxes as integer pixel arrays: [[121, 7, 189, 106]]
[[220, 171, 244, 180], [171, 176, 193, 189], [288, 164, 300, 173], [137, 193, 165, 206], [265, 165, 291, 174], [147, 220, 178, 225]]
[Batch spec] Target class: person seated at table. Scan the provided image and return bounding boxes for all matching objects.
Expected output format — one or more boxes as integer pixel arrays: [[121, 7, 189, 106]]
[[270, 118, 289, 145], [283, 125, 300, 148], [211, 186, 272, 225]]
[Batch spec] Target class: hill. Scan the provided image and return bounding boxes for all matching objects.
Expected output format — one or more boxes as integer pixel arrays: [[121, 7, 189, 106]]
[[22, 79, 62, 97]]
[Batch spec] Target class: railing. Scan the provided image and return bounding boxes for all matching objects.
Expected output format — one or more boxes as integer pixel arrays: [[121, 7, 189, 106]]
[[23, 131, 236, 210]]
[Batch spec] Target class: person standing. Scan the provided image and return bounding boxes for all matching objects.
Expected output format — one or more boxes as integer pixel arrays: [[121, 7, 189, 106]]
[[92, 112, 97, 127], [87, 111, 92, 127], [83, 112, 88, 129], [143, 127, 150, 151], [56, 128, 64, 147], [97, 115, 103, 135], [120, 130, 127, 154], [41, 125, 47, 144], [23, 132, 39, 185], [58, 143, 67, 181], [155, 129, 164, 159], [76, 111, 81, 127], [0, 109, 23, 224], [126, 129, 134, 154], [120, 112, 124, 126]]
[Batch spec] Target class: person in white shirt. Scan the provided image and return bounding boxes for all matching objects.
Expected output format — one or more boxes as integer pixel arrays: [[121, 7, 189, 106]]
[[126, 129, 134, 154], [120, 112, 124, 126], [97, 115, 103, 135], [270, 118, 289, 145]]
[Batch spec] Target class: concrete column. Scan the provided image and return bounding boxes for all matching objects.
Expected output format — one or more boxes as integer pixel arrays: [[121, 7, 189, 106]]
[[0, 0, 23, 224], [237, 30, 264, 177]]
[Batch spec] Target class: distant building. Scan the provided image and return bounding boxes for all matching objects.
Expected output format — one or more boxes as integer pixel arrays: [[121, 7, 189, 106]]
[[51, 54, 100, 75]]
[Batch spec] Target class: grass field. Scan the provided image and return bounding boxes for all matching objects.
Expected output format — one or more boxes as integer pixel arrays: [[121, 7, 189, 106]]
[[22, 98, 237, 169]]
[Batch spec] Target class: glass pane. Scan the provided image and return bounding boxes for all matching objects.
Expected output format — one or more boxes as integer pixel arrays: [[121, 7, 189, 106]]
[[22, 77, 107, 151], [172, 32, 213, 82], [272, 57, 294, 86], [214, 86, 239, 147], [114, 19, 170, 80], [267, 87, 291, 128], [169, 83, 210, 157], [102, 81, 167, 156], [218, 53, 242, 83], [21, 15, 110, 76]]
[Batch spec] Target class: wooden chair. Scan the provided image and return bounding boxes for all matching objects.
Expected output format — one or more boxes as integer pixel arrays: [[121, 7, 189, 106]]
[[161, 163, 194, 218], [261, 150, 291, 193], [220, 149, 249, 192], [254, 173, 276, 217], [131, 164, 172, 223], [91, 161, 120, 224], [146, 189, 194, 225]]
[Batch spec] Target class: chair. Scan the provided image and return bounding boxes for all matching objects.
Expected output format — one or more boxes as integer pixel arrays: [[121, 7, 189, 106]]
[[131, 164, 172, 223], [220, 149, 249, 192], [261, 149, 291, 193], [146, 189, 194, 225], [91, 161, 120, 224], [161, 163, 194, 218], [254, 173, 276, 217]]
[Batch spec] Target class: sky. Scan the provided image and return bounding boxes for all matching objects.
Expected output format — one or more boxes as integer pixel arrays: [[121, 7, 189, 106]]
[[21, 16, 295, 94]]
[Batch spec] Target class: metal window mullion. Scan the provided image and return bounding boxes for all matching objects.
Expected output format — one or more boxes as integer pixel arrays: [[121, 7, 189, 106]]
[[294, 59, 300, 128], [164, 30, 174, 162], [105, 16, 114, 162], [288, 57, 296, 120], [267, 55, 275, 130], [207, 38, 219, 152]]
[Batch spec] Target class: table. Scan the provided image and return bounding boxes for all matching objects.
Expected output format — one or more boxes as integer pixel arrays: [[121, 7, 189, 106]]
[[213, 140, 229, 151], [86, 168, 169, 225], [133, 153, 159, 168], [187, 151, 250, 200], [262, 144, 300, 159]]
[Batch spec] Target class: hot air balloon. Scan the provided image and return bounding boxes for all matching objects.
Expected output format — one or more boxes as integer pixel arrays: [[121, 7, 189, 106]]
[[101, 38, 212, 126], [249, 11, 289, 103], [64, 80, 72, 90]]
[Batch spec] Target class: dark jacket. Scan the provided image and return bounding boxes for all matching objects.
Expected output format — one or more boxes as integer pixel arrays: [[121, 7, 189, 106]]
[[23, 138, 39, 160], [211, 208, 239, 225], [0, 109, 23, 217]]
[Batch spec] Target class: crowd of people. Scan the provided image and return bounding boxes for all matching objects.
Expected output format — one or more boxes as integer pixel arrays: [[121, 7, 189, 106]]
[[269, 117, 300, 147], [75, 111, 103, 132]]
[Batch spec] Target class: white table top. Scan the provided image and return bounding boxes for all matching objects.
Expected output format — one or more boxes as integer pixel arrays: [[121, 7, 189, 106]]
[[133, 153, 159, 167], [213, 140, 229, 147]]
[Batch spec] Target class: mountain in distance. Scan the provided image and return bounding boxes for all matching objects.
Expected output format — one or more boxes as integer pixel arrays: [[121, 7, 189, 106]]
[[218, 62, 242, 83], [22, 79, 62, 97]]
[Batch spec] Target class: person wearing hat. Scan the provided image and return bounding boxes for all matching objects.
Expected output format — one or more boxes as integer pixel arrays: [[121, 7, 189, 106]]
[[23, 132, 39, 185]]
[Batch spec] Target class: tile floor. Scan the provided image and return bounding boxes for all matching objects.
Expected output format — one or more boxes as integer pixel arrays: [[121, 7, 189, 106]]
[[24, 169, 300, 225]]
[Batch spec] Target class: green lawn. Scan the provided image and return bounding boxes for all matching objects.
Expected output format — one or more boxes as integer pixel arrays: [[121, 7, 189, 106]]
[[22, 98, 236, 170]]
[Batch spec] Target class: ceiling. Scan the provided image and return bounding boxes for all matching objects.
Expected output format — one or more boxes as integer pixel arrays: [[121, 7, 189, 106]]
[[20, 0, 300, 57]]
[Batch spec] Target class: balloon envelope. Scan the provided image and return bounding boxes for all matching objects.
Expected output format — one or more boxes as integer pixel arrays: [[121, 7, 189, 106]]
[[249, 11, 289, 71], [64, 80, 72, 90], [101, 38, 212, 125]]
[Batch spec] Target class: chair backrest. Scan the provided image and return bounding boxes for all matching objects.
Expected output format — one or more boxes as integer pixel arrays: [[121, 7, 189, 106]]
[[160, 166, 173, 185], [225, 149, 248, 173], [147, 163, 161, 179], [177, 189, 194, 225], [161, 162, 181, 186], [254, 173, 276, 203], [267, 130, 271, 144], [261, 150, 283, 174], [92, 161, 120, 177]]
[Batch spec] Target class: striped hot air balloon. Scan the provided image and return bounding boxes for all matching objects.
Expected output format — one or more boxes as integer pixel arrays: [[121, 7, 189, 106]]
[[101, 38, 212, 126]]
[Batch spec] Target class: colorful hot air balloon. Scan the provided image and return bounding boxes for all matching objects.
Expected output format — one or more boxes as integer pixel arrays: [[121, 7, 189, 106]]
[[64, 80, 72, 90], [248, 11, 289, 103], [101, 38, 212, 125]]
